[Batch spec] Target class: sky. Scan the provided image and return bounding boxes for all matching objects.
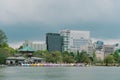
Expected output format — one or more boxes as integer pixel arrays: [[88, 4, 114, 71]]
[[0, 0, 120, 48]]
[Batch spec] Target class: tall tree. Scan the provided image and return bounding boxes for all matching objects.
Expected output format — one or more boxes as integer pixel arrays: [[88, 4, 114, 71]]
[[75, 51, 81, 63], [113, 50, 120, 63], [50, 51, 62, 63], [80, 51, 91, 64], [0, 29, 7, 48], [0, 48, 10, 64], [104, 55, 114, 66], [33, 50, 44, 58], [92, 50, 97, 64], [62, 51, 75, 63]]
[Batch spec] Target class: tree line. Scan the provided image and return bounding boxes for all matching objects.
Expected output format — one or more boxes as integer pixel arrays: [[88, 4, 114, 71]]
[[33, 50, 90, 64], [33, 50, 120, 66], [0, 29, 15, 64]]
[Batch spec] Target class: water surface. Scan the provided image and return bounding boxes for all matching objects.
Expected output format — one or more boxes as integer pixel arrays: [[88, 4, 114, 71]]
[[0, 66, 120, 80]]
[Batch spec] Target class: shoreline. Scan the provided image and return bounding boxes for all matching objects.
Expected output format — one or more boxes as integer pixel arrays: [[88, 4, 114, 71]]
[[20, 63, 85, 67]]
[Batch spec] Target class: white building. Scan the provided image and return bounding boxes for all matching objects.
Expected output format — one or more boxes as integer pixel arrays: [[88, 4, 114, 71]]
[[96, 50, 104, 60], [103, 45, 115, 55], [59, 30, 93, 54], [23, 40, 46, 51]]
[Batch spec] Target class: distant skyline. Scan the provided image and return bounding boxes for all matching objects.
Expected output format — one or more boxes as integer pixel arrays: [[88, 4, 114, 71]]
[[1, 0, 120, 48]]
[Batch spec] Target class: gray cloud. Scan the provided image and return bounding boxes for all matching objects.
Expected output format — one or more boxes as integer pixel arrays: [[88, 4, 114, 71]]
[[0, 0, 120, 43], [1, 0, 120, 25]]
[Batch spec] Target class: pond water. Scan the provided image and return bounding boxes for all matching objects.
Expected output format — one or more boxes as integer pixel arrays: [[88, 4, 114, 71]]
[[0, 66, 120, 80]]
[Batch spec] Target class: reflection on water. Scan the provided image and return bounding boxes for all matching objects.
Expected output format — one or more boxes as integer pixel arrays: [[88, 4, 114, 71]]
[[0, 67, 5, 80], [0, 66, 120, 80]]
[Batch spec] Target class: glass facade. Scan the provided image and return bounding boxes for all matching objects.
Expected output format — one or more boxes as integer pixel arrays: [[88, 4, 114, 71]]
[[60, 30, 70, 51], [60, 30, 92, 53], [46, 33, 63, 52]]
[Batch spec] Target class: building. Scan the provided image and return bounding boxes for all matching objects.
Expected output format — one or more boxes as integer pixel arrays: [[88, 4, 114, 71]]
[[6, 57, 25, 65], [87, 40, 94, 56], [6, 57, 45, 65], [94, 41, 104, 50], [96, 50, 104, 60], [59, 30, 92, 54], [23, 40, 46, 51], [103, 45, 115, 55], [114, 43, 120, 51], [18, 46, 34, 57], [46, 33, 63, 52], [59, 30, 70, 51]]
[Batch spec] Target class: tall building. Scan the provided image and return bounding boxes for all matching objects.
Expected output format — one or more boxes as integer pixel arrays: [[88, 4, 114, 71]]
[[23, 40, 46, 51], [59, 30, 92, 54], [46, 33, 63, 52]]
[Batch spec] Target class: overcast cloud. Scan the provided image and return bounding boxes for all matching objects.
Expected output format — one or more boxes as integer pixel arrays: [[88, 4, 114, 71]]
[[1, 0, 119, 24], [0, 0, 120, 48]]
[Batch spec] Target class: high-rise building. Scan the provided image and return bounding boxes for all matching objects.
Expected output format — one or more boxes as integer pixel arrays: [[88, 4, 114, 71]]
[[46, 33, 63, 52], [23, 40, 46, 51], [59, 30, 92, 54], [59, 30, 70, 51]]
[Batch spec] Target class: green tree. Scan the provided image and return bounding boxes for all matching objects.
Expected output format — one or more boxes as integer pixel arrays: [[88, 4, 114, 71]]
[[75, 51, 91, 64], [33, 50, 44, 58], [113, 50, 120, 65], [70, 52, 75, 58], [0, 29, 11, 64], [75, 51, 81, 63], [92, 51, 97, 64], [81, 54, 90, 64], [54, 51, 62, 63], [42, 51, 62, 63], [50, 51, 62, 63], [62, 51, 75, 63], [44, 52, 51, 63], [18, 45, 23, 49], [113, 50, 120, 64], [36, 51, 51, 63], [79, 51, 91, 64], [0, 48, 10, 64], [0, 29, 7, 48], [104, 55, 115, 66], [4, 47, 16, 56]]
